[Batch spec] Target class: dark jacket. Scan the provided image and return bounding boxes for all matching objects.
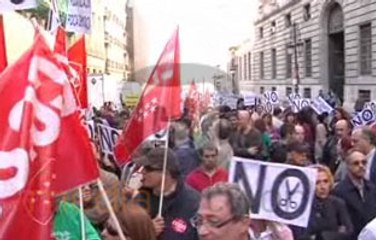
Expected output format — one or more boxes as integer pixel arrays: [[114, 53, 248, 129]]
[[332, 176, 376, 239], [174, 139, 200, 178], [321, 135, 338, 173], [292, 195, 353, 240], [136, 179, 200, 240], [230, 128, 264, 160], [269, 140, 288, 163]]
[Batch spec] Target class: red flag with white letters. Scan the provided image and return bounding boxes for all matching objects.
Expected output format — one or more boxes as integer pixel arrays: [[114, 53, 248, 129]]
[[54, 26, 99, 193], [68, 36, 88, 108], [114, 28, 181, 165], [0, 33, 62, 240]]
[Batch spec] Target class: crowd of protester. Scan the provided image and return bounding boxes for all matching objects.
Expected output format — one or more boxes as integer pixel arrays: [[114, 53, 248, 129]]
[[56, 98, 376, 240]]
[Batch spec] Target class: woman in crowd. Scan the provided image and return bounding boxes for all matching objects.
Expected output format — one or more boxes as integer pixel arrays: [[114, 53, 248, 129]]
[[102, 201, 157, 240], [254, 118, 272, 160], [293, 164, 353, 240], [280, 111, 296, 138], [329, 107, 351, 132], [315, 113, 329, 163], [262, 113, 280, 141]]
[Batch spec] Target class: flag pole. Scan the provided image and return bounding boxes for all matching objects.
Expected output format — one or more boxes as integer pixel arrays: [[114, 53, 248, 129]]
[[97, 179, 127, 240], [78, 187, 87, 240], [157, 120, 171, 217]]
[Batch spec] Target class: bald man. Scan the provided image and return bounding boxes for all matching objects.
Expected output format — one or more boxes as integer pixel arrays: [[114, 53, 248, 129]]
[[322, 119, 351, 172], [230, 110, 264, 160]]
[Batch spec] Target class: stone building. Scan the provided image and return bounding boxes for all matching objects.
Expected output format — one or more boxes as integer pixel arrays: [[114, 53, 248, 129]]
[[239, 0, 376, 107]]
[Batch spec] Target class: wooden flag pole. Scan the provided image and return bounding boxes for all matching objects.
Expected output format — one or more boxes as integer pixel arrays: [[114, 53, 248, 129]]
[[97, 179, 127, 240], [78, 187, 87, 240], [157, 120, 171, 217]]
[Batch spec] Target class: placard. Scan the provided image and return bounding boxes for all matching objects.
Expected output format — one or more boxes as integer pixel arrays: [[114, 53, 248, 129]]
[[351, 108, 375, 128], [66, 0, 92, 33], [264, 91, 279, 105], [243, 92, 257, 106], [310, 96, 334, 115], [229, 157, 317, 227]]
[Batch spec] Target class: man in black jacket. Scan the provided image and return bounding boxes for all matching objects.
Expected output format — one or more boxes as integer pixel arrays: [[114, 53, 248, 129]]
[[135, 147, 200, 240], [333, 149, 376, 239]]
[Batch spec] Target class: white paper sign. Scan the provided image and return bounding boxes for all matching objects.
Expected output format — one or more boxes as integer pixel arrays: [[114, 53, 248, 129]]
[[229, 157, 317, 227], [264, 91, 279, 105], [66, 0, 92, 33], [351, 108, 375, 128], [310, 96, 334, 115], [223, 96, 238, 109], [289, 97, 311, 113], [243, 92, 257, 106], [0, 0, 36, 12]]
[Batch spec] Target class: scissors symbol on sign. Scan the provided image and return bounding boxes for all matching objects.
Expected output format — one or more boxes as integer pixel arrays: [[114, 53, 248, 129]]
[[279, 180, 300, 210]]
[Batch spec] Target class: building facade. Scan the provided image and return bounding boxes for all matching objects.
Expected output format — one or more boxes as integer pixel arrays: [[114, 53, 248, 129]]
[[239, 0, 376, 107]]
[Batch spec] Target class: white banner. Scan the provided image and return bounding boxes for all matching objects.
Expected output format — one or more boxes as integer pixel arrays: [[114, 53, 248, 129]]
[[289, 96, 311, 113], [66, 0, 92, 33], [310, 96, 333, 115], [264, 91, 279, 105], [229, 157, 317, 227], [243, 92, 257, 106], [0, 0, 36, 12]]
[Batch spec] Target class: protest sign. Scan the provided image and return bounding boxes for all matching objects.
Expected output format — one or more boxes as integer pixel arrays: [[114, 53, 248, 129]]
[[66, 0, 92, 33], [85, 120, 96, 140], [364, 101, 376, 113], [351, 108, 375, 128], [289, 97, 311, 113], [264, 91, 279, 105], [310, 96, 333, 115], [0, 0, 36, 12], [243, 92, 257, 106], [229, 157, 317, 227], [223, 95, 238, 109], [97, 123, 121, 155]]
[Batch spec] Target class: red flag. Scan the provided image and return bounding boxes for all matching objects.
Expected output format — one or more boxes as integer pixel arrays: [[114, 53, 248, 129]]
[[54, 27, 99, 194], [186, 80, 199, 119], [0, 16, 7, 72], [68, 36, 88, 108], [114, 28, 181, 165], [0, 33, 64, 240]]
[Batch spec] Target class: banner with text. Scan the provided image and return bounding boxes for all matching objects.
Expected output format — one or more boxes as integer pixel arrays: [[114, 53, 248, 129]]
[[229, 157, 317, 227], [66, 0, 92, 33]]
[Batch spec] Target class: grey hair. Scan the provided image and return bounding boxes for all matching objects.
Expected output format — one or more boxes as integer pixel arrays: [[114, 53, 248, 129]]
[[361, 127, 376, 146], [201, 183, 250, 219]]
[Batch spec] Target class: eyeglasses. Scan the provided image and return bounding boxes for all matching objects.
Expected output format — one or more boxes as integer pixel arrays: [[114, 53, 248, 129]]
[[190, 215, 237, 229], [351, 160, 367, 166]]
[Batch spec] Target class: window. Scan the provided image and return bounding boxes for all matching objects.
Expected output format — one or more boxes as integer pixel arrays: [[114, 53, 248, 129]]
[[271, 21, 276, 35], [259, 27, 264, 39], [239, 57, 243, 80], [285, 13, 292, 28], [260, 52, 264, 79], [305, 39, 312, 77], [286, 87, 292, 96], [244, 54, 247, 80], [271, 86, 276, 91], [360, 23, 372, 75], [304, 4, 311, 21], [358, 89, 371, 102], [303, 88, 311, 98], [271, 48, 277, 79], [260, 86, 265, 94], [248, 52, 252, 80], [286, 47, 292, 78]]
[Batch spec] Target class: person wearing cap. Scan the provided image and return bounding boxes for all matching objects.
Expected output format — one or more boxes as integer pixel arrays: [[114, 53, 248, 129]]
[[286, 142, 312, 167], [134, 147, 200, 240]]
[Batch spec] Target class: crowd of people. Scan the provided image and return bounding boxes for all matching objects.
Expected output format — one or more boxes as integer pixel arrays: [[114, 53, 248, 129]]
[[57, 99, 376, 240]]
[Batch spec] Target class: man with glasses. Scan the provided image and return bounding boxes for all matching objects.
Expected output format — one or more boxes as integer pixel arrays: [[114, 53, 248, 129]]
[[333, 149, 376, 239], [135, 147, 200, 240], [191, 183, 251, 240]]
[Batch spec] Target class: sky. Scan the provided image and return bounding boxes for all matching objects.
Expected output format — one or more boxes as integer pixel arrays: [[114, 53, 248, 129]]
[[134, 0, 258, 71]]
